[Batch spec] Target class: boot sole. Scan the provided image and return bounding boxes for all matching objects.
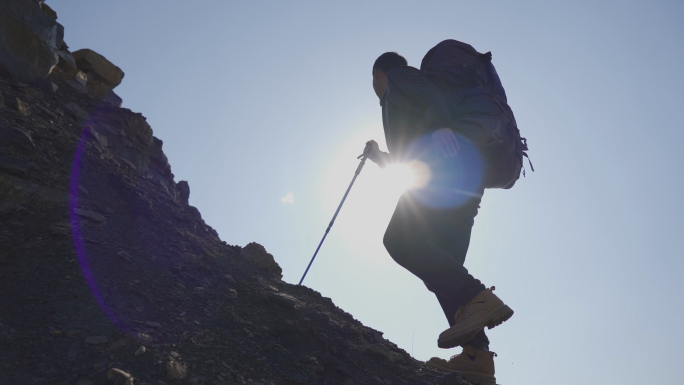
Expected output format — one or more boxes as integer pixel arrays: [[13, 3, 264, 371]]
[[437, 305, 514, 349]]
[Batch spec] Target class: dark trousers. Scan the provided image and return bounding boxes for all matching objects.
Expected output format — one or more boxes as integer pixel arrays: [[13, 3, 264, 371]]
[[383, 182, 489, 349]]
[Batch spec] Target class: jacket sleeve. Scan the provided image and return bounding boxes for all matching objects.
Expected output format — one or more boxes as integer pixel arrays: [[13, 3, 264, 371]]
[[387, 66, 451, 131]]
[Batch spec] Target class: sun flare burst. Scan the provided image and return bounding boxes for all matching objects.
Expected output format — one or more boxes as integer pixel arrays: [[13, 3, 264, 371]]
[[384, 161, 430, 193]]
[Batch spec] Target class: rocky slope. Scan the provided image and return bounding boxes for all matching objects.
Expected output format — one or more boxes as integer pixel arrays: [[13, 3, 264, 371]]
[[0, 2, 473, 384]]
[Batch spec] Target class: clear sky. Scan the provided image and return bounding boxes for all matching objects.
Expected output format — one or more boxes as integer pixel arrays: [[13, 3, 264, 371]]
[[49, 1, 684, 384]]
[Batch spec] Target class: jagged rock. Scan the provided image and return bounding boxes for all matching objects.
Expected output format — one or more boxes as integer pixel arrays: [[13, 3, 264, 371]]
[[107, 368, 134, 385], [57, 51, 77, 73], [64, 101, 89, 120], [241, 242, 283, 279], [227, 289, 238, 299], [72, 49, 124, 87], [116, 250, 133, 262], [1, 175, 68, 205], [16, 98, 29, 116], [0, 202, 25, 216], [1, 156, 26, 174], [166, 360, 187, 380], [65, 78, 89, 94], [49, 222, 71, 236], [177, 181, 190, 205], [72, 49, 124, 98], [1, 126, 35, 152], [85, 125, 108, 147], [75, 70, 88, 87], [48, 50, 79, 82], [104, 89, 123, 108], [0, 0, 63, 82], [40, 3, 58, 20], [85, 335, 109, 345], [110, 336, 137, 350], [86, 107, 175, 190], [363, 344, 404, 363], [268, 292, 297, 310], [73, 208, 106, 224]]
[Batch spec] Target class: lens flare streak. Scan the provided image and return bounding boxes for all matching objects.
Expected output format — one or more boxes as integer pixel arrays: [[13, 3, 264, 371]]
[[69, 130, 120, 326]]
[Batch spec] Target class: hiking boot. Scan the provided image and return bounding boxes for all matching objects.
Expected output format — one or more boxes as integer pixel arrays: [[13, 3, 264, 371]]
[[437, 287, 513, 349], [427, 345, 497, 385]]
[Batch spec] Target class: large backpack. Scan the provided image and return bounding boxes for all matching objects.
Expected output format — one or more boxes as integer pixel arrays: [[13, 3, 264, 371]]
[[420, 39, 532, 189]]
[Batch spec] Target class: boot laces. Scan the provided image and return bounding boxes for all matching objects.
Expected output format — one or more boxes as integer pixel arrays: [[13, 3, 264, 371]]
[[455, 287, 497, 323]]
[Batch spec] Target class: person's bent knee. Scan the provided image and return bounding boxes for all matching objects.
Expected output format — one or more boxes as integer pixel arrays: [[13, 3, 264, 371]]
[[383, 231, 412, 266], [383, 231, 398, 255]]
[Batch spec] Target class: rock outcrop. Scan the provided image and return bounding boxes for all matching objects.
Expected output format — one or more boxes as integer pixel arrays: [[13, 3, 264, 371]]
[[0, 0, 124, 103], [0, 0, 63, 82], [0, 4, 472, 385], [72, 48, 125, 98]]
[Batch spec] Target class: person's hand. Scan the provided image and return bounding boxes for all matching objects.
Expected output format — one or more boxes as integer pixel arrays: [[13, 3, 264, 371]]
[[432, 128, 460, 158], [365, 140, 389, 167], [365, 140, 380, 159]]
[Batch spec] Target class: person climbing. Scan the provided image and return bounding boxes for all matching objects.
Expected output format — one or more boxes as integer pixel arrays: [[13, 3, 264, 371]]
[[367, 40, 529, 385]]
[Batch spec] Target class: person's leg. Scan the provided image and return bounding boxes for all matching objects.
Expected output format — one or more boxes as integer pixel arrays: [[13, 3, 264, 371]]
[[383, 191, 486, 313], [420, 191, 491, 351], [468, 330, 490, 351], [385, 136, 511, 349], [427, 153, 513, 348], [428, 189, 487, 303], [433, 292, 490, 350]]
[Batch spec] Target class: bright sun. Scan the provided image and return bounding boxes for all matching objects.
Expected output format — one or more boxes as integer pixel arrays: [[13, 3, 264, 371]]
[[384, 164, 416, 192], [384, 164, 415, 192], [384, 161, 431, 193]]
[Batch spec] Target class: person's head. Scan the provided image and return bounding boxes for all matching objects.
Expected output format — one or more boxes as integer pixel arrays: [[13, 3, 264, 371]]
[[372, 52, 407, 99]]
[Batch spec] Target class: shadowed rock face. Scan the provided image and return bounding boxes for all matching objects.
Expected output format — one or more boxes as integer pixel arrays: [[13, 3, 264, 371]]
[[0, 0, 124, 102], [0, 75, 469, 385], [0, 0, 63, 82], [0, 5, 473, 385]]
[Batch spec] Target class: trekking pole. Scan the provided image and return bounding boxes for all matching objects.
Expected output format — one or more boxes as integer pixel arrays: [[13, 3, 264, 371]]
[[298, 142, 373, 286]]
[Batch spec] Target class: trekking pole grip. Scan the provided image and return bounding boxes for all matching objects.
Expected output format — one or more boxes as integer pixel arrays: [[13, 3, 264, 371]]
[[358, 141, 373, 160]]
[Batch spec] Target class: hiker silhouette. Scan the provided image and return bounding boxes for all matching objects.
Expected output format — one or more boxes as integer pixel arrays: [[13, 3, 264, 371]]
[[367, 42, 524, 384]]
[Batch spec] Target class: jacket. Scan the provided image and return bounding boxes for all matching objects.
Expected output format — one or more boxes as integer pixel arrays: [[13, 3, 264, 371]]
[[380, 66, 452, 161]]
